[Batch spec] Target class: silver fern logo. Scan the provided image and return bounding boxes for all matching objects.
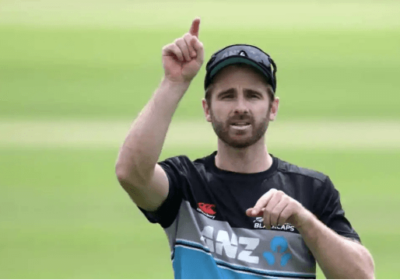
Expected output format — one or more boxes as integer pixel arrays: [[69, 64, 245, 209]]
[[263, 236, 292, 267], [253, 217, 265, 229]]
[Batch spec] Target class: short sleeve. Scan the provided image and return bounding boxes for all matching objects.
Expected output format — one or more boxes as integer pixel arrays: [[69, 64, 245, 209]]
[[139, 156, 187, 228], [313, 177, 361, 242]]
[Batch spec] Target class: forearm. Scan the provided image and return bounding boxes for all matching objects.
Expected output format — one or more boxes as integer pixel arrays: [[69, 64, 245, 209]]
[[116, 78, 190, 185], [298, 215, 375, 279]]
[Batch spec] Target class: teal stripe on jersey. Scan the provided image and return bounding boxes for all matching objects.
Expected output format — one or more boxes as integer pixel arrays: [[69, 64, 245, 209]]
[[173, 245, 315, 279]]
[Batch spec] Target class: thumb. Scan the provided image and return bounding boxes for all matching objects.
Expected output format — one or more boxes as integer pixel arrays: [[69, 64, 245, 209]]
[[189, 17, 201, 38]]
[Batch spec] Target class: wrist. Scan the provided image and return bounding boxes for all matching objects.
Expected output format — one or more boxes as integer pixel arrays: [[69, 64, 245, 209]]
[[294, 208, 316, 231], [161, 77, 191, 93]]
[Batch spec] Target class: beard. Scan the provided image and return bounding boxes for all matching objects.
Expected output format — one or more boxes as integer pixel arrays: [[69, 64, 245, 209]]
[[210, 110, 270, 149]]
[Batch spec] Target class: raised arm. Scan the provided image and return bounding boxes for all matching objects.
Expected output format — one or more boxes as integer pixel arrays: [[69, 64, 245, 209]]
[[115, 18, 204, 211]]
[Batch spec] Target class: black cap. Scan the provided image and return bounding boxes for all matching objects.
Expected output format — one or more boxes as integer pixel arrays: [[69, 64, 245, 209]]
[[204, 44, 277, 93]]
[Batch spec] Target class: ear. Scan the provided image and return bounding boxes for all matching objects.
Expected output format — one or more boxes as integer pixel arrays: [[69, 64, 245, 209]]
[[202, 99, 212, 122], [269, 97, 280, 121]]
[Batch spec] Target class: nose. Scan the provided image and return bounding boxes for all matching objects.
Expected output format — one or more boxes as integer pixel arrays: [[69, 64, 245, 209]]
[[233, 95, 249, 115]]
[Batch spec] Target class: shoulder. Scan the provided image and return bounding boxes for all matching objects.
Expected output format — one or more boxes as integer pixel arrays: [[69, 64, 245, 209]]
[[161, 155, 191, 165], [158, 154, 214, 188], [159, 155, 192, 172], [159, 153, 211, 173], [274, 157, 339, 212], [274, 156, 328, 184]]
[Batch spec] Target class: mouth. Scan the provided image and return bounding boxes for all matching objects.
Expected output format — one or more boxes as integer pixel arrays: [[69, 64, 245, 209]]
[[230, 122, 251, 130]]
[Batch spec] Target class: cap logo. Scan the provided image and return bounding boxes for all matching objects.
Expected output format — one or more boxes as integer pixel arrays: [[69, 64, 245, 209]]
[[239, 51, 247, 57], [221, 50, 240, 59]]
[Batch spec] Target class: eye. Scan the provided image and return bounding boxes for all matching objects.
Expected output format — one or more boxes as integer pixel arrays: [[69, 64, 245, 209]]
[[221, 94, 234, 99], [249, 93, 261, 99]]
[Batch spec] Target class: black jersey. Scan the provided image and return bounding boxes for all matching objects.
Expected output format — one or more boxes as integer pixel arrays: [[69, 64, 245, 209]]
[[140, 151, 360, 279]]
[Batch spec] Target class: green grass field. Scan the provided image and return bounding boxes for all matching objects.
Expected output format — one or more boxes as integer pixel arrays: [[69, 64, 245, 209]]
[[1, 0, 400, 278]]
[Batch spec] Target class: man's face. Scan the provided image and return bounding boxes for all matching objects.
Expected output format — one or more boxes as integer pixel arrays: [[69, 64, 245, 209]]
[[202, 65, 279, 149]]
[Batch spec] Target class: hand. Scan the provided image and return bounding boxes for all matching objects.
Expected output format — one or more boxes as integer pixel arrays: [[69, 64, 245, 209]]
[[246, 189, 314, 230], [162, 18, 204, 84]]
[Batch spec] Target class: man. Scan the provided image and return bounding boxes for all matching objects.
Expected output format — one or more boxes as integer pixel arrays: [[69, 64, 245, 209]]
[[115, 18, 375, 279]]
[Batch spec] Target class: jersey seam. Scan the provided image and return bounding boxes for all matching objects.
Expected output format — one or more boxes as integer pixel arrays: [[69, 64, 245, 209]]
[[277, 168, 327, 183]]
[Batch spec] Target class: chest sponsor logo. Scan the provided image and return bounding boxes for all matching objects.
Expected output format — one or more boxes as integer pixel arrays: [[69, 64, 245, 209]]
[[200, 226, 260, 264], [197, 203, 216, 219], [263, 236, 292, 267], [200, 226, 292, 267], [253, 217, 295, 232]]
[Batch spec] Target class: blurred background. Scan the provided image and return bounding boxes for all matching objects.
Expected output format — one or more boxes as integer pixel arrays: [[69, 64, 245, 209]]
[[1, 0, 399, 278]]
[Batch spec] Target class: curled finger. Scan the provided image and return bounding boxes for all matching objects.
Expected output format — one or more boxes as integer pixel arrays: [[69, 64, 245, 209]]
[[270, 196, 290, 226], [263, 191, 283, 228], [162, 43, 184, 62], [277, 204, 294, 226], [175, 38, 191, 61]]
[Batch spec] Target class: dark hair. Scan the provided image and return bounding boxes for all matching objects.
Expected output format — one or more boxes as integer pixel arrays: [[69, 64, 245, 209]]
[[205, 63, 275, 107]]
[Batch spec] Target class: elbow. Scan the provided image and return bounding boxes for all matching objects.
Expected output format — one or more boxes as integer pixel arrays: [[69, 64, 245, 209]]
[[359, 264, 375, 279], [362, 268, 375, 279], [358, 247, 375, 279], [115, 162, 133, 189], [337, 239, 375, 279], [365, 256, 375, 279], [366, 272, 375, 279], [115, 163, 129, 185], [115, 160, 150, 190]]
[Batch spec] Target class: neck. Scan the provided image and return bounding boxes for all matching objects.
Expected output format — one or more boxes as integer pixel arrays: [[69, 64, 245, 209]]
[[215, 137, 273, 173]]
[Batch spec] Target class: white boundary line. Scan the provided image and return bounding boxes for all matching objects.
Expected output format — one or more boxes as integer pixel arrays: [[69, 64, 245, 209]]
[[1, 119, 399, 150]]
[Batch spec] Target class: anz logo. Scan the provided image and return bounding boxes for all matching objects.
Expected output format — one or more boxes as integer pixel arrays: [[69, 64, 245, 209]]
[[200, 226, 260, 264], [200, 226, 292, 267]]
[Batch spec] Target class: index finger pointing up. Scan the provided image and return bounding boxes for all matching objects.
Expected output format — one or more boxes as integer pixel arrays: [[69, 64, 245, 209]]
[[189, 17, 201, 38]]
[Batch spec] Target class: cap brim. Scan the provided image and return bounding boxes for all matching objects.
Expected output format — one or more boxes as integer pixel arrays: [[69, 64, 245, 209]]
[[209, 57, 270, 83]]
